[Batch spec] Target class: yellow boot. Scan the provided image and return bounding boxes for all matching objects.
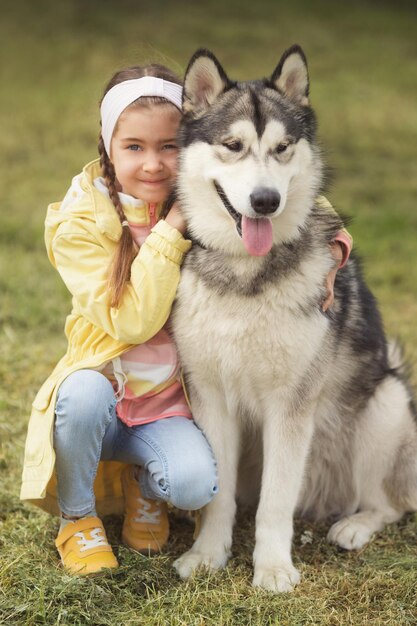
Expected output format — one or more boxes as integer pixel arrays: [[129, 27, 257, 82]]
[[121, 466, 169, 554], [55, 516, 118, 575]]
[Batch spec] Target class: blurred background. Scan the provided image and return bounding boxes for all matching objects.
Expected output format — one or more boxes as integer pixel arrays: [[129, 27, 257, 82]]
[[0, 0, 416, 621]]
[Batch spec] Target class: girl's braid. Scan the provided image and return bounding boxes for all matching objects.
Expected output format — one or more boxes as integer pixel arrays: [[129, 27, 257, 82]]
[[98, 134, 137, 308]]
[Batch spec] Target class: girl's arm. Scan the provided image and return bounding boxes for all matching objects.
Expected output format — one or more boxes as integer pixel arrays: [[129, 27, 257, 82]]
[[322, 229, 353, 312], [333, 229, 352, 268], [315, 195, 353, 312], [52, 219, 191, 344]]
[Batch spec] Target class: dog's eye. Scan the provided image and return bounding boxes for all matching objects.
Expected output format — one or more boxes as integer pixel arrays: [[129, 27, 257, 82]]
[[222, 140, 243, 152], [275, 142, 289, 154]]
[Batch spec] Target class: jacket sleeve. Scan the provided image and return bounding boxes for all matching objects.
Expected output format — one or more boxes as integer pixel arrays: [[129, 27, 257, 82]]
[[51, 219, 191, 344]]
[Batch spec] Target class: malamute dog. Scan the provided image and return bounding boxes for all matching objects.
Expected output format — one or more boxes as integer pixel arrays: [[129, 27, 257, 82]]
[[172, 45, 417, 592]]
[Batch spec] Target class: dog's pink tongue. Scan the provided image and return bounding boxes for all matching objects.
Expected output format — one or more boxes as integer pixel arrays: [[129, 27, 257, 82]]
[[241, 216, 273, 256]]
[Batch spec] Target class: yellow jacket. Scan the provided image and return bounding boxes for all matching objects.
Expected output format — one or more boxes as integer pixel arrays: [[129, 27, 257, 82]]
[[20, 159, 191, 516]]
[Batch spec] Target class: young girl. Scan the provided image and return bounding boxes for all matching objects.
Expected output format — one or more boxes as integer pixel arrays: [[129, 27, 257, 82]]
[[21, 63, 352, 576], [21, 64, 219, 575]]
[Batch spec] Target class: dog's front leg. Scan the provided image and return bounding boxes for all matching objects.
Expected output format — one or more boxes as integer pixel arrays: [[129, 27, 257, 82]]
[[252, 408, 314, 592], [173, 389, 240, 579]]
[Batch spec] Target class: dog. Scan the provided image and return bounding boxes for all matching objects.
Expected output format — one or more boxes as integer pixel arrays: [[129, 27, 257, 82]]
[[171, 45, 417, 592]]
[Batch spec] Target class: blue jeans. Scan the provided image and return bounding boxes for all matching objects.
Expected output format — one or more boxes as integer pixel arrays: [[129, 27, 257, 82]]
[[54, 369, 218, 517]]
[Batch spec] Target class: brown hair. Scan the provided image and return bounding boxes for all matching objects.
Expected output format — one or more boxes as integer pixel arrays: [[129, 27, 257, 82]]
[[98, 65, 182, 308]]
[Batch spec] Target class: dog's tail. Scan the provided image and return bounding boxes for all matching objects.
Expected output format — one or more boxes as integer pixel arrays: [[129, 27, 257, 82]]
[[387, 338, 416, 413], [385, 339, 417, 512]]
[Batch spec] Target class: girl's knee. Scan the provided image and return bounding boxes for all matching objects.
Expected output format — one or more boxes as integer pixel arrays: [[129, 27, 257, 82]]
[[55, 369, 116, 430], [168, 458, 219, 511], [137, 417, 219, 510]]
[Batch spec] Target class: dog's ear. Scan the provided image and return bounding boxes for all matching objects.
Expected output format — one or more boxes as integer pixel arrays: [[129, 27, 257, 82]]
[[183, 49, 230, 116], [270, 45, 309, 106]]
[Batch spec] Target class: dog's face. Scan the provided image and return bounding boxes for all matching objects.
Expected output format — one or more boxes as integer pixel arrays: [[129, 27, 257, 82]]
[[178, 45, 324, 256]]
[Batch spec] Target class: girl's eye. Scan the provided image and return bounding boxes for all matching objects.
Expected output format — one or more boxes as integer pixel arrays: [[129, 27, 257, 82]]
[[128, 144, 141, 151], [163, 144, 178, 151], [222, 140, 243, 152]]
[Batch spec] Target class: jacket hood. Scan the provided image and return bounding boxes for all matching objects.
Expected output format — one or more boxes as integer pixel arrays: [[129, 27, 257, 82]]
[[44, 159, 153, 268]]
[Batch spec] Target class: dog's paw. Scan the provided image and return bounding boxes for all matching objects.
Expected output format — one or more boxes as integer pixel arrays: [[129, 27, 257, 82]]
[[173, 548, 229, 579], [327, 517, 374, 550], [252, 563, 301, 593]]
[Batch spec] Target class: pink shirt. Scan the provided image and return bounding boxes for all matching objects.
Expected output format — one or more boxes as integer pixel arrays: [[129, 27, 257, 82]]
[[113, 326, 192, 426], [101, 199, 191, 426]]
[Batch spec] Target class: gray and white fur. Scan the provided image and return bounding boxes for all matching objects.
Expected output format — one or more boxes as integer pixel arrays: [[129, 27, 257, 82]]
[[171, 45, 417, 592]]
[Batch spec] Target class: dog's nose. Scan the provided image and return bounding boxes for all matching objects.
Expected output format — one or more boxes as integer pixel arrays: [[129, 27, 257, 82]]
[[250, 187, 281, 215]]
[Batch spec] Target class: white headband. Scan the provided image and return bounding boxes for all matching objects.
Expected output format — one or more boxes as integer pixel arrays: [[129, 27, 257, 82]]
[[100, 76, 183, 155]]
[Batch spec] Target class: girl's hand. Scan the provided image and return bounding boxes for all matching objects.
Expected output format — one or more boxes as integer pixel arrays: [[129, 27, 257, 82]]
[[165, 202, 187, 235], [322, 242, 343, 312]]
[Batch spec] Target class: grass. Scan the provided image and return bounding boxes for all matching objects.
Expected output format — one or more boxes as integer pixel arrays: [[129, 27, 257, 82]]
[[1, 512, 416, 625], [1, 0, 417, 624]]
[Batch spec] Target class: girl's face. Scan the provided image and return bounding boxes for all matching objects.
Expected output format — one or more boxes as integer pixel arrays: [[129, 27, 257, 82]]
[[110, 104, 181, 203]]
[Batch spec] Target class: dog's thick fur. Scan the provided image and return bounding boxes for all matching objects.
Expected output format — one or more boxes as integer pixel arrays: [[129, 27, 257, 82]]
[[171, 45, 417, 592]]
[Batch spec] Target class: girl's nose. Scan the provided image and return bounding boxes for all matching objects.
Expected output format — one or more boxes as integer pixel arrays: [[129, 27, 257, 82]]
[[143, 152, 163, 172]]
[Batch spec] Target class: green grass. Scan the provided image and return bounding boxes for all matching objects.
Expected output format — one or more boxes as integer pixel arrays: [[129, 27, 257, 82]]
[[1, 0, 417, 624]]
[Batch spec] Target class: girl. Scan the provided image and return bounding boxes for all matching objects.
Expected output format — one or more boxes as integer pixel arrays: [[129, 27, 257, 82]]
[[21, 64, 219, 575], [21, 63, 351, 576]]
